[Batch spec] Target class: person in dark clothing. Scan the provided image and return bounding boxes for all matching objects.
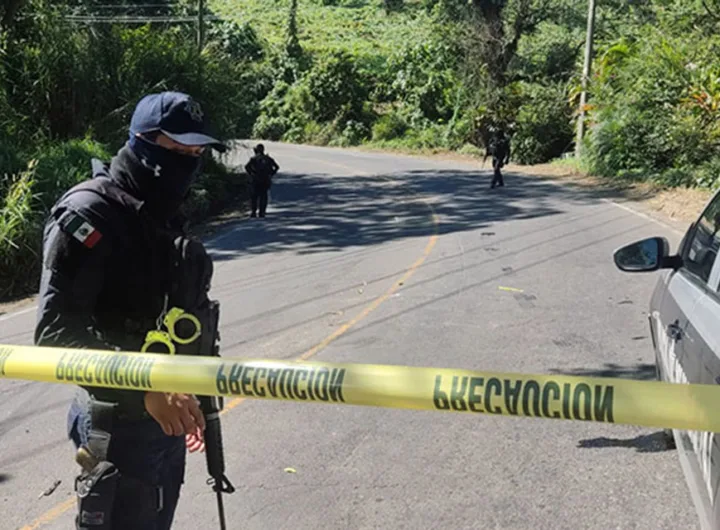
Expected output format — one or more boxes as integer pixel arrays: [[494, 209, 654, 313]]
[[34, 91, 228, 530], [485, 130, 511, 189], [245, 143, 279, 218]]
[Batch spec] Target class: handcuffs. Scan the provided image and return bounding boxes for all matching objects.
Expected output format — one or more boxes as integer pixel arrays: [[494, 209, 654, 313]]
[[141, 307, 202, 354]]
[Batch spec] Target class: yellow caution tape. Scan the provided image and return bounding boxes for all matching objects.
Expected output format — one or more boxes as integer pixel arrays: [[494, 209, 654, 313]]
[[1, 343, 719, 432]]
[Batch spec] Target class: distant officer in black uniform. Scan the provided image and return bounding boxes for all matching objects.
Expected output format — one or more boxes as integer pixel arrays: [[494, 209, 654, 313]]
[[34, 91, 228, 530], [485, 129, 511, 189], [244, 143, 279, 218]]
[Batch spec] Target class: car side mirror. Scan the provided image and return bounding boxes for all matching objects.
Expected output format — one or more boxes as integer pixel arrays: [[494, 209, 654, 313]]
[[613, 237, 681, 272]]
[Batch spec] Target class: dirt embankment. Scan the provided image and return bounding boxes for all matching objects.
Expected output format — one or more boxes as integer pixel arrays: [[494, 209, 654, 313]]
[[507, 161, 713, 227]]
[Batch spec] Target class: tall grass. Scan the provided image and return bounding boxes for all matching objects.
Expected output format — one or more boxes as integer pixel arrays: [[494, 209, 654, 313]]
[[0, 160, 42, 299]]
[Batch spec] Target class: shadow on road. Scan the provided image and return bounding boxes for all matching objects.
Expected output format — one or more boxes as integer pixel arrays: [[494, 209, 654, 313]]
[[578, 431, 674, 453], [550, 363, 657, 381], [0, 473, 10, 484], [207, 168, 610, 262]]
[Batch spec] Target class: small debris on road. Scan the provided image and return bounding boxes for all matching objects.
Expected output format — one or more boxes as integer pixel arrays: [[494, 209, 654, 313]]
[[499, 286, 524, 293], [38, 479, 61, 499]]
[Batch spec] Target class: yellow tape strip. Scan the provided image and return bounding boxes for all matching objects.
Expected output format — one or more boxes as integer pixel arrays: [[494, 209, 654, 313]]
[[1, 343, 718, 432]]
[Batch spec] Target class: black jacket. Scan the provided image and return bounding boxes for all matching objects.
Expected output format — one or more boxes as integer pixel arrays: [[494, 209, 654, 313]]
[[34, 144, 184, 417], [245, 153, 279, 187]]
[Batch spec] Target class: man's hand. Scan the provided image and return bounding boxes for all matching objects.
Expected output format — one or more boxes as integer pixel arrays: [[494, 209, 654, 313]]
[[144, 392, 206, 436], [186, 426, 206, 453]]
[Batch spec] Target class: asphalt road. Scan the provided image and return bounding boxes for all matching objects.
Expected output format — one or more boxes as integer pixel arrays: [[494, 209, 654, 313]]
[[0, 142, 699, 529]]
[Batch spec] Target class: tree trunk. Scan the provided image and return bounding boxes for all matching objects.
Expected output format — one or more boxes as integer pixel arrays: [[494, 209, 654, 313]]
[[1, 0, 27, 29]]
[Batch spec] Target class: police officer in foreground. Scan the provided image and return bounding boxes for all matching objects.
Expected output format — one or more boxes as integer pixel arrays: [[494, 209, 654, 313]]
[[34, 91, 228, 529], [244, 143, 279, 218]]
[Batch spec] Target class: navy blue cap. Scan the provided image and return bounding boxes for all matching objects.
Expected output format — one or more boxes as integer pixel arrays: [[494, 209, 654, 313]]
[[129, 91, 228, 153]]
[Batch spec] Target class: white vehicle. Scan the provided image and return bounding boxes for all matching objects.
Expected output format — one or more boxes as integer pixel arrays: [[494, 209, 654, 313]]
[[614, 188, 720, 530]]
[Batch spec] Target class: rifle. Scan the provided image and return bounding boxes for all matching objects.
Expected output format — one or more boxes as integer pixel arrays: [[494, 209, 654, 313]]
[[197, 300, 236, 530], [166, 235, 236, 529]]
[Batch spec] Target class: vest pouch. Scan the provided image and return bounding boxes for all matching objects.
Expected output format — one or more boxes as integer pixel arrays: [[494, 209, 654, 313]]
[[169, 236, 213, 311], [173, 299, 219, 358], [168, 234, 219, 359]]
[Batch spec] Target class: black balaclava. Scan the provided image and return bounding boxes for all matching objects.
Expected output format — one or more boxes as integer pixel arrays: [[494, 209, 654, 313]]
[[111, 133, 203, 222]]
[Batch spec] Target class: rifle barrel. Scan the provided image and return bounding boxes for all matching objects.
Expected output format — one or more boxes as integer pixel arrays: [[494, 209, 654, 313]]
[[217, 490, 227, 530]]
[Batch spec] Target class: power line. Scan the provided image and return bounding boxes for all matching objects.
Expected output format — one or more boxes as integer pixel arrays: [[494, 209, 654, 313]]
[[64, 15, 220, 24], [70, 4, 183, 11], [71, 4, 184, 8]]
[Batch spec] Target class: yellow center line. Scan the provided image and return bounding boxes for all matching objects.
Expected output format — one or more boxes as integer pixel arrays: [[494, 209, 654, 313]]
[[21, 498, 77, 530], [21, 159, 440, 529]]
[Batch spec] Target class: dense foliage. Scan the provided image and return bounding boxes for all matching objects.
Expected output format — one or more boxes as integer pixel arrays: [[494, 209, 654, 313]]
[[0, 0, 265, 299], [581, 1, 720, 188], [215, 0, 719, 187]]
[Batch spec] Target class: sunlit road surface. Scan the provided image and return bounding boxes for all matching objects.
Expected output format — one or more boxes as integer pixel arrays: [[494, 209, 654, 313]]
[[1, 142, 697, 529]]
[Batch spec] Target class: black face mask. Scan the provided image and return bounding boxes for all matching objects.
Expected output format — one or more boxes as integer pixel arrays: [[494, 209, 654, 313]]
[[127, 134, 203, 221]]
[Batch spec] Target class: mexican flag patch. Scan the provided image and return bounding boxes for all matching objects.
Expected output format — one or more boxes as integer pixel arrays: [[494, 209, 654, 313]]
[[63, 213, 103, 248]]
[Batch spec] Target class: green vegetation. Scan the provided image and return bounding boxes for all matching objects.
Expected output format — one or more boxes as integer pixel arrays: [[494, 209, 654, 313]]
[[2, 0, 719, 299], [0, 0, 265, 300], [582, 3, 720, 188], [213, 0, 720, 189]]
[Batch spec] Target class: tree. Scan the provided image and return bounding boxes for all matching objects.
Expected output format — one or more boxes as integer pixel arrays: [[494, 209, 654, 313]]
[[469, 0, 549, 88], [440, 0, 551, 148], [285, 0, 302, 59], [384, 0, 403, 13]]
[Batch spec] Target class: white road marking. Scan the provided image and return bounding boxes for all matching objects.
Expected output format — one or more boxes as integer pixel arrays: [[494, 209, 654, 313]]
[[602, 198, 686, 236], [0, 304, 36, 323]]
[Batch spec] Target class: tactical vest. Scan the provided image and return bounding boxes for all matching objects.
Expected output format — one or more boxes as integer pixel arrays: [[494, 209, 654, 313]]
[[51, 159, 217, 356]]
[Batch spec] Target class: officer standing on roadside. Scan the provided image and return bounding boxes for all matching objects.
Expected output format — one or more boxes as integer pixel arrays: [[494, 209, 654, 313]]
[[34, 91, 228, 530], [245, 143, 279, 218], [485, 129, 511, 189]]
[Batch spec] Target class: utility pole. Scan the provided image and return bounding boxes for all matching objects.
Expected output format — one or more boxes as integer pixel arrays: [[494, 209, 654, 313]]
[[575, 0, 597, 159], [197, 0, 205, 54]]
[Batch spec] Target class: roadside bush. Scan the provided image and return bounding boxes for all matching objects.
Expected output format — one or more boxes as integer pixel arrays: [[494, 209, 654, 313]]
[[334, 120, 371, 146], [31, 138, 112, 210], [584, 26, 720, 188], [184, 156, 249, 223], [512, 82, 574, 165], [375, 40, 458, 124], [372, 112, 408, 141], [305, 50, 369, 122]]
